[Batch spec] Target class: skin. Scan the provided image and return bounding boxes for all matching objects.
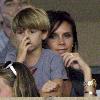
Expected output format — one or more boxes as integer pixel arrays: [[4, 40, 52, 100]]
[[40, 79, 62, 97], [0, 77, 12, 97]]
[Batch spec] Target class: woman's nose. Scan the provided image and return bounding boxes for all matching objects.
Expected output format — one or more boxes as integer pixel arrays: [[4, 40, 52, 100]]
[[58, 37, 65, 45]]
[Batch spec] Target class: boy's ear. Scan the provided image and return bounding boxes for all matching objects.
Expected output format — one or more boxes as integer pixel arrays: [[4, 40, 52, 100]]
[[42, 31, 48, 40]]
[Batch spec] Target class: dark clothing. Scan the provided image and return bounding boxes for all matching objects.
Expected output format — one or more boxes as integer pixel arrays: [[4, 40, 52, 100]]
[[66, 67, 84, 96]]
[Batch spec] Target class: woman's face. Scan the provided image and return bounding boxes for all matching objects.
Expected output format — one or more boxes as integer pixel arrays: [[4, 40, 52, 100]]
[[48, 21, 73, 55], [0, 77, 12, 97]]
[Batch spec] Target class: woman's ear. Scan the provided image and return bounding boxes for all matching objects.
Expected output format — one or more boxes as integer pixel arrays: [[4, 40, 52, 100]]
[[42, 31, 48, 40]]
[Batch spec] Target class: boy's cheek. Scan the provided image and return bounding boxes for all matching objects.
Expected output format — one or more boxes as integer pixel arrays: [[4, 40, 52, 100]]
[[10, 35, 21, 48], [16, 35, 24, 41]]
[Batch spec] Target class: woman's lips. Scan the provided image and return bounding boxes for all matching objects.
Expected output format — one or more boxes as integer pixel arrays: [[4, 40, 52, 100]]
[[56, 49, 67, 54]]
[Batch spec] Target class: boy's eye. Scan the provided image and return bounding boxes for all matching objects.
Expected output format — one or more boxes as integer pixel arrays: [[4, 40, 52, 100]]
[[16, 29, 24, 34], [16, 27, 25, 34], [49, 33, 58, 39], [16, 30, 21, 34], [30, 29, 38, 34]]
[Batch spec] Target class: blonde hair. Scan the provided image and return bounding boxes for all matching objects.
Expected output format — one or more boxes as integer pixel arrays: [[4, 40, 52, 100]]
[[12, 7, 50, 33], [0, 62, 39, 97]]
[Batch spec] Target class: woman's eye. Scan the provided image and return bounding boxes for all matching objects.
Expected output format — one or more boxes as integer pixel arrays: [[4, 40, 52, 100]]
[[49, 34, 58, 39], [64, 33, 72, 38]]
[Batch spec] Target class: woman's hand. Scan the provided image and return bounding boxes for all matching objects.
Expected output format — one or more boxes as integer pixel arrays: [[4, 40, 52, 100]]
[[61, 52, 91, 73], [16, 36, 32, 63], [61, 52, 92, 81]]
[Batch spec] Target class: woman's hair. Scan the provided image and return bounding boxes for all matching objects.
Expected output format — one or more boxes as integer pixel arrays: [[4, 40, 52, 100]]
[[12, 7, 50, 33], [0, 61, 39, 97], [43, 10, 78, 52]]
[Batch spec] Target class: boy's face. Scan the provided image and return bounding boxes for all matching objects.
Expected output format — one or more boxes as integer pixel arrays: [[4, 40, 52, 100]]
[[15, 29, 47, 52]]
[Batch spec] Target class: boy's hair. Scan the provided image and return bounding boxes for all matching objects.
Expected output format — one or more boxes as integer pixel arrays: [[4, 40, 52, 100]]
[[0, 61, 39, 97], [12, 7, 50, 33]]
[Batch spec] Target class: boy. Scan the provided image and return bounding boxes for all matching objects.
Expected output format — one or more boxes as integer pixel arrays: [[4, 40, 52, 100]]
[[11, 7, 67, 96]]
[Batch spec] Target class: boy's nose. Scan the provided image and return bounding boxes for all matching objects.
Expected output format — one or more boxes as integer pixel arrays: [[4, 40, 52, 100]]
[[24, 30, 29, 37], [24, 29, 28, 34]]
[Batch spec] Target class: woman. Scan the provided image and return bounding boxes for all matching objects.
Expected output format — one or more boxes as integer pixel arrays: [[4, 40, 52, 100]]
[[43, 10, 96, 96]]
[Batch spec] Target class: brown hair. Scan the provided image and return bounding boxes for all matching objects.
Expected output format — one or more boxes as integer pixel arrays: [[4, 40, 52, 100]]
[[0, 61, 39, 97]]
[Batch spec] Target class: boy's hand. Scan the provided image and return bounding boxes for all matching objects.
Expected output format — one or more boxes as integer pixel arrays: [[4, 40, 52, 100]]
[[41, 80, 59, 93], [16, 36, 32, 63]]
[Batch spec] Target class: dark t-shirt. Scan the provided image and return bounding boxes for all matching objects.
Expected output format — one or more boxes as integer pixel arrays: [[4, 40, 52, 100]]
[[66, 67, 84, 96]]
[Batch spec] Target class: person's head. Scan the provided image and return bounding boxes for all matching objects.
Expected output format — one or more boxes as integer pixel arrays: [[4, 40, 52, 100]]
[[0, 0, 34, 37], [44, 10, 78, 55], [12, 7, 50, 52], [0, 61, 39, 97]]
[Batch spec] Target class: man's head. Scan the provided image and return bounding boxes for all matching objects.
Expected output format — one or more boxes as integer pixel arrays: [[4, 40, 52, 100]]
[[0, 0, 34, 37]]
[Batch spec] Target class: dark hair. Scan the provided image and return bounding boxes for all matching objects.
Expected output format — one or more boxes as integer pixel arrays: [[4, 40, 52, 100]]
[[43, 10, 78, 52], [0, 61, 39, 97]]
